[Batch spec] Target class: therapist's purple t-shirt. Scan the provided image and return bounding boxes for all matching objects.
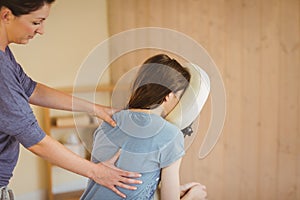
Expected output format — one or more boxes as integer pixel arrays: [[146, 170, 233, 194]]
[[0, 47, 46, 187]]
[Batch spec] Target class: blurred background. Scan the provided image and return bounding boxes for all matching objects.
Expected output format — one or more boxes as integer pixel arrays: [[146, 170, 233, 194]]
[[9, 0, 299, 199]]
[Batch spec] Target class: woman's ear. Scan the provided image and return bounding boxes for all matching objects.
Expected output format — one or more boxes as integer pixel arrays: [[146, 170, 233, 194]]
[[164, 92, 175, 102], [0, 7, 14, 23], [162, 92, 179, 117]]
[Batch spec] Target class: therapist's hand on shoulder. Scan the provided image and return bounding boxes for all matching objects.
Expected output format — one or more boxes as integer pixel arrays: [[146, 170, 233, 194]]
[[93, 104, 119, 127], [92, 150, 142, 198]]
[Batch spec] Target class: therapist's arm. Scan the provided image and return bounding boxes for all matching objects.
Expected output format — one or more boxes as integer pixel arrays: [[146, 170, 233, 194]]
[[28, 135, 141, 198], [29, 83, 117, 127]]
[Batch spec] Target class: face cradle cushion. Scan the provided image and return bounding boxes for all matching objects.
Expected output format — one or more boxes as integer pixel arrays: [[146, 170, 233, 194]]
[[166, 63, 210, 131]]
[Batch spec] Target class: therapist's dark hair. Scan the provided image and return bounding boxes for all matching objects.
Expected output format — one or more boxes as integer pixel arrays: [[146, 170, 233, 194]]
[[0, 0, 55, 16], [128, 54, 191, 109]]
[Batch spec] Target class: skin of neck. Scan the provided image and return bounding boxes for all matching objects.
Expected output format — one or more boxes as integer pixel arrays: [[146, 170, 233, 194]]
[[130, 105, 166, 117], [0, 20, 8, 51]]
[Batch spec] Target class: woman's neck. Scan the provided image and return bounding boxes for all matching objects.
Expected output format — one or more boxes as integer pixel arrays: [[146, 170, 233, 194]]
[[0, 43, 7, 52], [0, 26, 9, 52], [129, 106, 165, 117]]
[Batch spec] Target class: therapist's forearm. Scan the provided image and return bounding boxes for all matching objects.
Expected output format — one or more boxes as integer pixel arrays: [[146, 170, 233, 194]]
[[28, 135, 97, 178], [30, 83, 117, 133], [28, 135, 142, 198], [29, 83, 95, 114]]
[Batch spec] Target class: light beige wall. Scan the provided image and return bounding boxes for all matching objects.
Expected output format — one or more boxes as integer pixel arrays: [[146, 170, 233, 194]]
[[9, 0, 109, 197]]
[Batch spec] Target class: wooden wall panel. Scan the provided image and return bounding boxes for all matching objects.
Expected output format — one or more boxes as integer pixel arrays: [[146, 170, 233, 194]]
[[260, 0, 280, 199], [222, 0, 244, 199], [201, 1, 226, 199], [107, 0, 300, 199], [278, 0, 300, 199], [240, 1, 261, 199]]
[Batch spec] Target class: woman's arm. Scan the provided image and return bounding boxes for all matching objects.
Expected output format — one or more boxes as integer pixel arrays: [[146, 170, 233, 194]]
[[28, 135, 141, 198], [160, 158, 182, 200], [180, 182, 207, 200], [29, 83, 116, 126]]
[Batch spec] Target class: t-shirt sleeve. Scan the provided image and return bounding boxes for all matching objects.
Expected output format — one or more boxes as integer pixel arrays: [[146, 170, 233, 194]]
[[0, 50, 45, 148], [17, 63, 37, 97], [159, 129, 185, 168], [6, 47, 37, 97]]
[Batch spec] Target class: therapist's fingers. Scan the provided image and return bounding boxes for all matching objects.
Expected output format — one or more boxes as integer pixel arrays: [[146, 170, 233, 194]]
[[94, 162, 142, 198], [94, 105, 119, 127], [104, 150, 142, 183], [104, 150, 142, 197]]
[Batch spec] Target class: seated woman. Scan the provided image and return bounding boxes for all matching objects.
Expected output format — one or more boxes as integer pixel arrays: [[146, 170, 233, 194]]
[[81, 54, 206, 200]]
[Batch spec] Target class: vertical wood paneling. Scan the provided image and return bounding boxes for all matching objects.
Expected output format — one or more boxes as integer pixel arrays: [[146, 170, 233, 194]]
[[107, 1, 300, 199], [240, 0, 261, 199], [148, 0, 163, 27], [161, 0, 178, 29], [278, 0, 300, 199], [203, 1, 226, 199], [107, 0, 127, 84], [260, 0, 280, 199], [223, 0, 244, 199], [298, 1, 300, 194], [178, 0, 210, 48], [107, 0, 124, 35], [298, 4, 300, 198], [136, 0, 150, 27], [177, 1, 211, 192]]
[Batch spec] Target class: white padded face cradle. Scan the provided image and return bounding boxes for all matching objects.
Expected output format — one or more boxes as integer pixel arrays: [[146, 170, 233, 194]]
[[165, 63, 210, 130]]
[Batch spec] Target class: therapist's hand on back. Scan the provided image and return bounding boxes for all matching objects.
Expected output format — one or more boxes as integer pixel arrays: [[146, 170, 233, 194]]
[[94, 150, 142, 198]]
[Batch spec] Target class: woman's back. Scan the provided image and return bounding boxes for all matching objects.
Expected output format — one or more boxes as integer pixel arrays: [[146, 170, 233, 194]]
[[81, 110, 184, 200]]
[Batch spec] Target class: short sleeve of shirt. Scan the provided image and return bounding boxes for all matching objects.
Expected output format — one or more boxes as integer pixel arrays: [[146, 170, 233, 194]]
[[159, 128, 185, 168], [5, 47, 36, 97], [0, 47, 45, 148]]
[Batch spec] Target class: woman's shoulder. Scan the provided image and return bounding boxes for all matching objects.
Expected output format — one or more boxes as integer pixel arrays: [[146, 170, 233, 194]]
[[159, 117, 182, 136], [111, 110, 169, 138], [115, 109, 182, 133]]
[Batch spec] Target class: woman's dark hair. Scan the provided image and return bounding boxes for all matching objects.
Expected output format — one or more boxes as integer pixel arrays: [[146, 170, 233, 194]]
[[127, 54, 191, 109], [0, 0, 55, 16]]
